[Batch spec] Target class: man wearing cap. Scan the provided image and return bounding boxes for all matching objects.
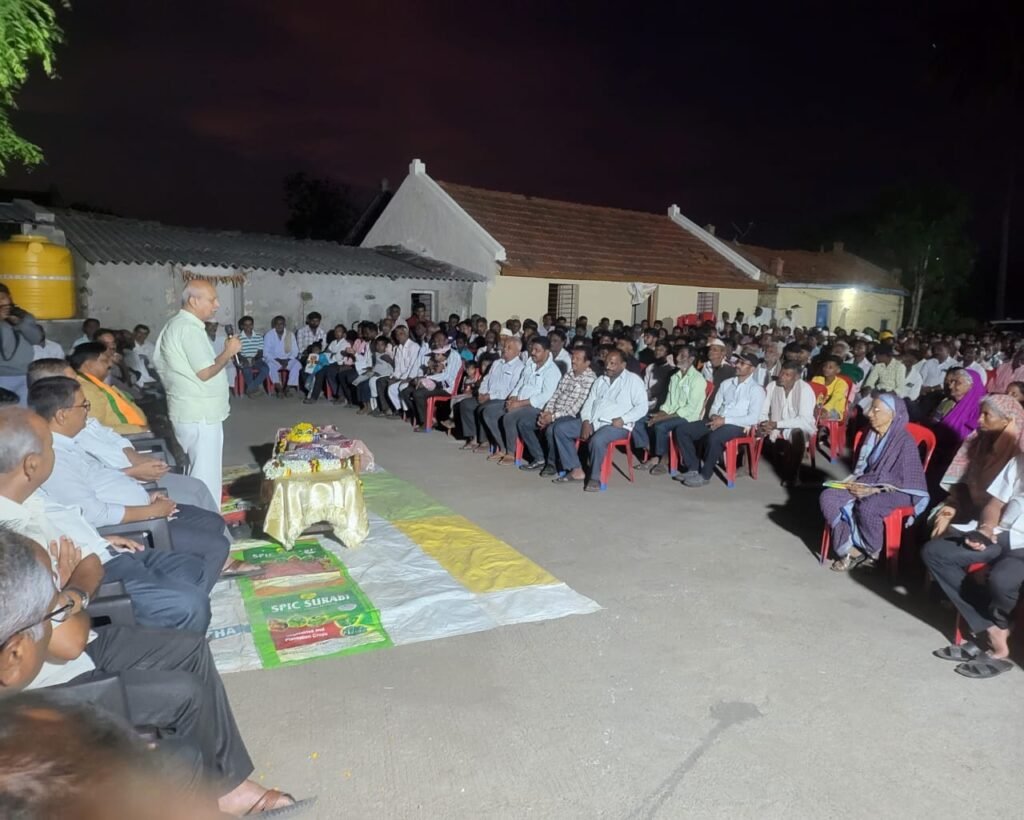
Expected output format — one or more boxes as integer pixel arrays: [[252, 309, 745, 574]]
[[672, 353, 766, 487]]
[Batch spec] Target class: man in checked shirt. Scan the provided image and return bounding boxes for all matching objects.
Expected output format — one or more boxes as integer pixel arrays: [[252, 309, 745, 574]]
[[519, 346, 597, 476]]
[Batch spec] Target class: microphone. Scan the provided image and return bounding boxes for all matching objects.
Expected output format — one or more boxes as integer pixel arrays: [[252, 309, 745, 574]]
[[224, 324, 240, 366]]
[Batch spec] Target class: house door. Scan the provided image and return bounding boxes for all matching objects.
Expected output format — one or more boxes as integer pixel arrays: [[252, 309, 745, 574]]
[[815, 300, 832, 328]]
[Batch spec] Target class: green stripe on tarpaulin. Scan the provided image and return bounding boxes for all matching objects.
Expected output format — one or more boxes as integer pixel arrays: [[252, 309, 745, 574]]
[[358, 471, 455, 521], [234, 540, 391, 668]]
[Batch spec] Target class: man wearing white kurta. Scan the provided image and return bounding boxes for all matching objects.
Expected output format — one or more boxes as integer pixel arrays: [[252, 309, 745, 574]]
[[153, 280, 240, 504], [263, 315, 301, 392], [758, 361, 816, 484]]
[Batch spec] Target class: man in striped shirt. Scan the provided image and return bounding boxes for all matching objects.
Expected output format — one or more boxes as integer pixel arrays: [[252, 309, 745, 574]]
[[236, 315, 269, 396], [522, 347, 596, 476]]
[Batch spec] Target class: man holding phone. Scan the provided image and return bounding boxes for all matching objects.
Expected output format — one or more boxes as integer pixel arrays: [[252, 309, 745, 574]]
[[0, 283, 44, 404]]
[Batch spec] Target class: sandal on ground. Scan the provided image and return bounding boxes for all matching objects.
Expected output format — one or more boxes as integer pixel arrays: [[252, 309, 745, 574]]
[[954, 656, 1014, 679], [440, 419, 456, 429], [649, 463, 668, 475], [244, 789, 316, 817], [539, 465, 557, 477], [553, 475, 584, 484], [485, 452, 503, 461], [933, 642, 984, 662], [459, 441, 476, 450], [495, 455, 516, 465], [221, 559, 265, 579], [583, 480, 601, 492], [471, 443, 490, 453]]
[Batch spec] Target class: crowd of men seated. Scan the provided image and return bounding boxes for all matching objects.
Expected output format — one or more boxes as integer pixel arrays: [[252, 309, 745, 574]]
[[2, 299, 1024, 811], [1, 321, 311, 813]]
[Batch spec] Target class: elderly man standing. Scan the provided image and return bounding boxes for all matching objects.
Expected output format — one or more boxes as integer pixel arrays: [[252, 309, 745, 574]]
[[153, 280, 240, 504], [550, 349, 647, 492], [487, 337, 561, 465]]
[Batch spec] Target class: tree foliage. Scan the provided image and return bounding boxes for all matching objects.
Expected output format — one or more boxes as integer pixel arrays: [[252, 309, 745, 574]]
[[283, 172, 361, 243], [0, 0, 65, 173]]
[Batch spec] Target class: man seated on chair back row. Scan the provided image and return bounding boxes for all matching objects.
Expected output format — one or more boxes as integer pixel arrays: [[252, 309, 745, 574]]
[[458, 338, 525, 452], [758, 361, 817, 487], [70, 343, 150, 435], [0, 406, 212, 632], [522, 346, 597, 476], [486, 337, 561, 465], [28, 359, 221, 517], [0, 527, 312, 816], [550, 349, 647, 492], [672, 353, 766, 488], [26, 378, 257, 593]]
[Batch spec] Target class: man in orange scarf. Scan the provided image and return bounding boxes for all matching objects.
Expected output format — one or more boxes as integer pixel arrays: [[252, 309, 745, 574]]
[[69, 342, 149, 434]]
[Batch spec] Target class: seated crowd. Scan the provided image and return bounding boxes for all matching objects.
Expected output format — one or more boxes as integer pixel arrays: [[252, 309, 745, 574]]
[[2, 301, 1024, 812]]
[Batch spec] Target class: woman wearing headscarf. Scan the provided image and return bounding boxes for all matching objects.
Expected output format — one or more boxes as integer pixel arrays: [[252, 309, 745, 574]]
[[927, 368, 986, 482], [921, 397, 1024, 678], [819, 393, 930, 571]]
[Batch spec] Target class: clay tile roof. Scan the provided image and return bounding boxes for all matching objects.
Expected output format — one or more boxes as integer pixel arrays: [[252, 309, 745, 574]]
[[438, 181, 762, 289], [733, 242, 904, 292]]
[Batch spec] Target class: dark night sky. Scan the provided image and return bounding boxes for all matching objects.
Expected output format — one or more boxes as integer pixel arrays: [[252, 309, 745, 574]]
[[4, 0, 1020, 309]]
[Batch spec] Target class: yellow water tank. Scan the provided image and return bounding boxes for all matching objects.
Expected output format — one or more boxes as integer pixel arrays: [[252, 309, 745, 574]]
[[0, 234, 75, 319]]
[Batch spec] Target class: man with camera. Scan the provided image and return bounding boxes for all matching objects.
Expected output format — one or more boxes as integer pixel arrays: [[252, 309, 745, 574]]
[[0, 283, 45, 404]]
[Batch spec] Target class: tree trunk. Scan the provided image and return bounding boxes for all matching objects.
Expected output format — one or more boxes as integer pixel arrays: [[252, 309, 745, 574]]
[[909, 245, 930, 328]]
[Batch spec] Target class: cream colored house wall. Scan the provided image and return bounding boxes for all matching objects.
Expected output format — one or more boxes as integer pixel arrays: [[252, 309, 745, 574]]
[[486, 276, 759, 324], [775, 286, 903, 330]]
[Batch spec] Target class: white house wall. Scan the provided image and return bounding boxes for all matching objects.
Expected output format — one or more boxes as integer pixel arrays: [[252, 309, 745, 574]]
[[361, 170, 502, 315], [77, 259, 474, 336]]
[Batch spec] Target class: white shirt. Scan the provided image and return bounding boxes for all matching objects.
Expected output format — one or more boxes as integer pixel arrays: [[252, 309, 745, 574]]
[[33, 339, 65, 360], [67, 334, 92, 353], [123, 348, 157, 386], [903, 360, 925, 402], [989, 455, 1024, 550], [41, 432, 149, 528], [759, 380, 817, 439], [511, 354, 561, 409], [709, 375, 767, 428], [0, 492, 110, 687], [853, 357, 873, 386], [74, 417, 133, 469], [920, 356, 958, 388], [581, 370, 648, 431], [390, 338, 420, 379], [481, 357, 525, 401], [554, 348, 571, 370], [327, 337, 352, 365], [967, 361, 988, 380], [263, 329, 298, 363]]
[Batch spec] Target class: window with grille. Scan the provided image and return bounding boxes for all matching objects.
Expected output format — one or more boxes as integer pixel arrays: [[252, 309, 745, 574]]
[[410, 291, 437, 321], [696, 291, 719, 315], [547, 283, 579, 323]]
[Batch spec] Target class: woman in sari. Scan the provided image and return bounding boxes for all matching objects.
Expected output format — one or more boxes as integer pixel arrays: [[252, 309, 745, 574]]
[[928, 368, 986, 482], [922, 394, 1024, 678], [820, 393, 930, 571]]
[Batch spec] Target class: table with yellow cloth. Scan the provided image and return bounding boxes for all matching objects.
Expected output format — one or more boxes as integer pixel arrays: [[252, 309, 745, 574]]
[[261, 455, 369, 550]]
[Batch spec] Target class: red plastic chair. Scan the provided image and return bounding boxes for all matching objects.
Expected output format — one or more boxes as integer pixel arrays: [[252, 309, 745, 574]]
[[723, 427, 762, 488], [514, 436, 525, 466], [818, 422, 937, 575], [571, 432, 635, 491], [422, 365, 464, 432], [233, 368, 272, 396], [809, 378, 851, 465]]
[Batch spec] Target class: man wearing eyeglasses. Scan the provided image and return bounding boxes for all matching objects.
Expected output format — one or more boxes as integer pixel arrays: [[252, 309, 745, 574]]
[[0, 527, 312, 816]]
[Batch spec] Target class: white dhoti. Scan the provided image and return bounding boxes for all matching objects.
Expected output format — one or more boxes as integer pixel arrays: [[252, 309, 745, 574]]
[[171, 420, 224, 506], [387, 380, 411, 411]]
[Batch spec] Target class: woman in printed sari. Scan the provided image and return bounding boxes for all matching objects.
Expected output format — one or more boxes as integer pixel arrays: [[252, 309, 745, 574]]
[[927, 368, 986, 481], [921, 396, 1024, 678], [819, 393, 929, 571]]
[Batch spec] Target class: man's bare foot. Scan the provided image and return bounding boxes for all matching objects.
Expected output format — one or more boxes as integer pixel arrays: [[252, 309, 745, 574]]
[[569, 468, 585, 480], [218, 780, 296, 816], [987, 625, 1011, 659]]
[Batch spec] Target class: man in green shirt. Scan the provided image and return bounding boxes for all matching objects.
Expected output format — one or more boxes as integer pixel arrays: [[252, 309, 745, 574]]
[[647, 346, 707, 475], [153, 280, 241, 503]]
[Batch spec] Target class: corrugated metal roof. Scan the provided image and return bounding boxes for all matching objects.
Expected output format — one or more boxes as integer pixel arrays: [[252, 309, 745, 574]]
[[48, 209, 485, 282]]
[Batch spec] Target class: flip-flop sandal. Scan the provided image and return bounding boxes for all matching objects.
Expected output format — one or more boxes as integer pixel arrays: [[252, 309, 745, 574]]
[[244, 789, 317, 817], [495, 456, 516, 465], [954, 657, 1014, 679], [583, 481, 601, 492], [552, 475, 584, 483], [933, 642, 983, 662], [221, 560, 265, 579]]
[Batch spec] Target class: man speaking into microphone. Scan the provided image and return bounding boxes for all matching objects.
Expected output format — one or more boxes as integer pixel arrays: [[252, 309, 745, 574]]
[[154, 280, 241, 503]]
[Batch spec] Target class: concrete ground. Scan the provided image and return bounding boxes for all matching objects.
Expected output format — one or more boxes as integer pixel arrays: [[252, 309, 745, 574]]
[[221, 396, 1024, 819]]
